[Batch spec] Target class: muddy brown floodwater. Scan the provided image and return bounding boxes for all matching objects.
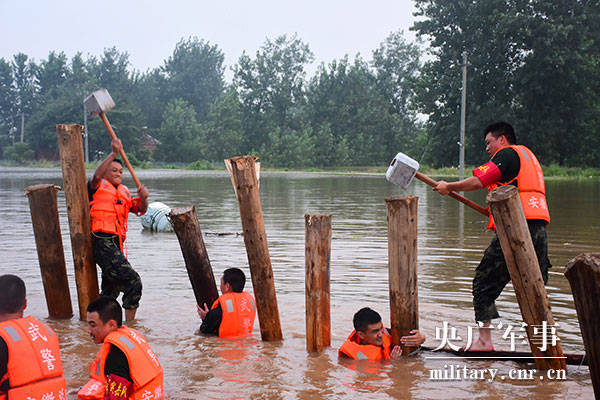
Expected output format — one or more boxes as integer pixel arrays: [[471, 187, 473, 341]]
[[1, 167, 598, 399]]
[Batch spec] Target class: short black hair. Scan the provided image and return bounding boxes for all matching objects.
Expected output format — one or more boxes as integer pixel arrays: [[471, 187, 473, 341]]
[[353, 307, 382, 332], [484, 121, 516, 145], [87, 296, 122, 327], [223, 268, 246, 293], [0, 275, 26, 314], [111, 159, 123, 166]]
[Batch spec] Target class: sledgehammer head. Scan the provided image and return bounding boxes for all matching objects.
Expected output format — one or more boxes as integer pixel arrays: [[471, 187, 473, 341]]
[[84, 89, 115, 117], [385, 152, 420, 189]]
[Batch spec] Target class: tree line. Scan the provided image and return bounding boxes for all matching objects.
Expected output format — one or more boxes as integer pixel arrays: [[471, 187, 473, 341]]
[[1, 0, 599, 168]]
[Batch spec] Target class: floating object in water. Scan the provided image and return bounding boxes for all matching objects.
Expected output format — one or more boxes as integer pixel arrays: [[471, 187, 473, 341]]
[[141, 202, 173, 232], [421, 346, 587, 366], [204, 231, 242, 237]]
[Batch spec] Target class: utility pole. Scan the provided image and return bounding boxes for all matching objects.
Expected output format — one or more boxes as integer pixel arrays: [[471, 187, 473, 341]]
[[83, 103, 89, 164], [459, 52, 467, 181], [20, 112, 25, 143]]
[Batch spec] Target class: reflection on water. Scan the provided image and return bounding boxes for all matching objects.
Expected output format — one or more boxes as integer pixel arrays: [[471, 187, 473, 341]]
[[0, 167, 598, 399]]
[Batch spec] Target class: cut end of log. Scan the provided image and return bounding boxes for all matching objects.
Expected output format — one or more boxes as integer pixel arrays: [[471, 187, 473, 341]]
[[305, 214, 333, 222], [55, 124, 84, 131], [168, 205, 195, 217], [227, 155, 259, 164], [486, 185, 519, 203], [384, 195, 419, 203], [564, 253, 600, 277], [25, 184, 62, 196]]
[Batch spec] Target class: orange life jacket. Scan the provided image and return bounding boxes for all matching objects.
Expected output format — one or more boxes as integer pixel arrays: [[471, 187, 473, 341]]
[[0, 316, 66, 400], [78, 326, 164, 400], [485, 145, 550, 231], [89, 179, 134, 249], [211, 292, 257, 338], [338, 329, 392, 360]]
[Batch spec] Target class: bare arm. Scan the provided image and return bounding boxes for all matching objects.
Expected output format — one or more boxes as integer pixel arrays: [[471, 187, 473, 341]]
[[90, 139, 122, 190], [136, 185, 149, 214], [433, 176, 484, 195]]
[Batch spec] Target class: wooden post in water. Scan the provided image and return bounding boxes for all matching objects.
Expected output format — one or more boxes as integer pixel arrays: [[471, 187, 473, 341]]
[[25, 184, 73, 319], [487, 185, 566, 371], [168, 206, 219, 308], [226, 155, 283, 341], [56, 124, 99, 320], [305, 214, 332, 353], [565, 253, 600, 396], [385, 196, 419, 355]]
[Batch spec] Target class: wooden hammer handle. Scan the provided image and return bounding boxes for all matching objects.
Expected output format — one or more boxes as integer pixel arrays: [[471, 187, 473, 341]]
[[415, 172, 490, 216], [99, 112, 142, 190]]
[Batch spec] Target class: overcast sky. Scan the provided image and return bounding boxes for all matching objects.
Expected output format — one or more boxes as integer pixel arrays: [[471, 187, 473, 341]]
[[1, 0, 418, 79]]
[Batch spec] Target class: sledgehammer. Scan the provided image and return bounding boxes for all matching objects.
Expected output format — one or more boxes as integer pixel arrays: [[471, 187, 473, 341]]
[[84, 88, 142, 189], [386, 152, 489, 216]]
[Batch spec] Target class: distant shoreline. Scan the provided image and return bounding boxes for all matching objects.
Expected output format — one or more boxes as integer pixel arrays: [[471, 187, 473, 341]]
[[1, 161, 598, 179]]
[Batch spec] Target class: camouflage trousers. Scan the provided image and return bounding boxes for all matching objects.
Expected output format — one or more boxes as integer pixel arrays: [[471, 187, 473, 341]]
[[473, 220, 551, 322], [92, 232, 142, 310]]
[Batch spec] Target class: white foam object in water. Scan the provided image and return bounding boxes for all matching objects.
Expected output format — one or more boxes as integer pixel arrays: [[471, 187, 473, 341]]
[[141, 201, 173, 232]]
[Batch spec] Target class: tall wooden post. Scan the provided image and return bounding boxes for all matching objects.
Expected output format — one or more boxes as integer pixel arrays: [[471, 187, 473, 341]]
[[385, 196, 419, 355], [226, 156, 282, 341], [25, 184, 73, 319], [168, 206, 219, 308], [305, 214, 332, 353], [565, 253, 600, 396], [56, 124, 99, 320], [487, 185, 565, 371]]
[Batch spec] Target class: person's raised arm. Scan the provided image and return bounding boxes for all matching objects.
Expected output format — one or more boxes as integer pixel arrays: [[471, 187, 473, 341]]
[[136, 185, 149, 214], [90, 139, 122, 190]]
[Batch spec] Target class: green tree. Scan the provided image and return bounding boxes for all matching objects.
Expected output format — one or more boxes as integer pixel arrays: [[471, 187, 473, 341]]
[[371, 30, 423, 162], [25, 51, 78, 158], [0, 58, 15, 154], [79, 49, 145, 160], [90, 47, 132, 94], [26, 92, 80, 159], [413, 0, 518, 167], [201, 87, 244, 162], [413, 0, 600, 167], [511, 0, 600, 166], [11, 53, 37, 143], [259, 127, 314, 168], [308, 123, 353, 167], [372, 30, 421, 117], [36, 51, 69, 100], [132, 69, 166, 131], [4, 142, 34, 163], [162, 38, 225, 121], [88, 101, 145, 161], [155, 98, 203, 162], [58, 52, 98, 105], [233, 34, 314, 152], [306, 56, 400, 165]]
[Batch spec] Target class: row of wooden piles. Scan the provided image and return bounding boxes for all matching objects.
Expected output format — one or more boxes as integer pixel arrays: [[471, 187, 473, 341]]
[[25, 124, 600, 398]]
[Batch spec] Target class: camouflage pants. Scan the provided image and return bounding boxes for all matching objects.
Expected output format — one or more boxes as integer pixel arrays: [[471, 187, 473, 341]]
[[473, 220, 551, 322], [93, 232, 142, 310]]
